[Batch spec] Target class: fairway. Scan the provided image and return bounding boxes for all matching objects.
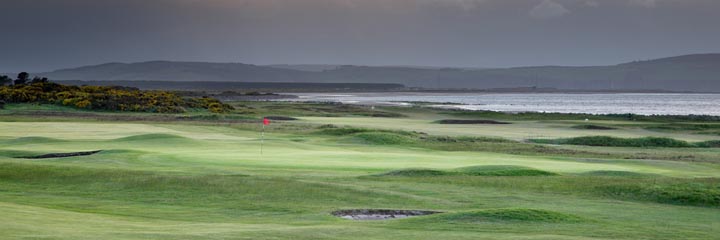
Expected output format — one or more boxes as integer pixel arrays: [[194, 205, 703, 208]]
[[1, 105, 719, 239]]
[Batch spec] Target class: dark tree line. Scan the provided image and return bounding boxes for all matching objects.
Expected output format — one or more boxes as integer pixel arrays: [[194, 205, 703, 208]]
[[0, 72, 49, 86]]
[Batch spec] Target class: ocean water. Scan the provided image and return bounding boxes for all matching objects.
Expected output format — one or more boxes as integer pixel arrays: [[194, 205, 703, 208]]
[[292, 93, 720, 116]]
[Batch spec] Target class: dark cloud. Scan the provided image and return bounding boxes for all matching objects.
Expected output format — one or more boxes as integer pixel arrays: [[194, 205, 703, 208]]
[[1, 0, 719, 72]]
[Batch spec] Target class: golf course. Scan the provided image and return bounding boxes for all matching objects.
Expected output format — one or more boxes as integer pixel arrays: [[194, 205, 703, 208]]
[[1, 102, 719, 239]]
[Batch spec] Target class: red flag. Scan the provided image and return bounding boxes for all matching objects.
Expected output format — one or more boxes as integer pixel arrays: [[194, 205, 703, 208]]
[[263, 118, 270, 126]]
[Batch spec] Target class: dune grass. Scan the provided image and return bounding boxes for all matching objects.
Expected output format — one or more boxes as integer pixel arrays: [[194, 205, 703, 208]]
[[532, 136, 720, 148]]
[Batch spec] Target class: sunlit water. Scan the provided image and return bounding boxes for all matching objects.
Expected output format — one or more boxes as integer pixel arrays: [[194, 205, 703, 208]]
[[290, 93, 720, 116]]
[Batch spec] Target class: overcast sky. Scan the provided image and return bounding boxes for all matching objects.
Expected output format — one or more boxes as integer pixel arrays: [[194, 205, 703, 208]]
[[1, 0, 719, 72]]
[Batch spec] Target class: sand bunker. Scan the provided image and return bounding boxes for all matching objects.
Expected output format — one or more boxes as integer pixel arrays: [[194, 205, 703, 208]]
[[332, 209, 441, 220], [20, 150, 102, 159]]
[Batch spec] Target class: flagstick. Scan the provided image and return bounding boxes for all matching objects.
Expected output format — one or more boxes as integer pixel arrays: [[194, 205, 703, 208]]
[[261, 123, 265, 155]]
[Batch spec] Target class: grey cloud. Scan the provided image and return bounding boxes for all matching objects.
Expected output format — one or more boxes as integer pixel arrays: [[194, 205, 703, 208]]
[[585, 1, 599, 7], [1, 0, 719, 72], [529, 0, 570, 18], [629, 0, 657, 8]]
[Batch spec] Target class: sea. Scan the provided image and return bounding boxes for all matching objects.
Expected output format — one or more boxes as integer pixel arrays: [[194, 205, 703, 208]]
[[288, 92, 720, 116]]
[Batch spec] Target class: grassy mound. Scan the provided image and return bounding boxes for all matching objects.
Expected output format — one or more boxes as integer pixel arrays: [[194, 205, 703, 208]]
[[353, 132, 418, 145], [318, 126, 513, 149], [19, 150, 102, 159], [581, 170, 656, 177], [264, 116, 298, 121], [456, 165, 558, 176], [0, 149, 48, 158], [421, 135, 512, 144], [377, 165, 557, 177], [436, 119, 510, 125], [695, 140, 720, 148], [377, 169, 449, 177], [572, 125, 617, 130], [598, 181, 720, 207], [531, 136, 706, 148], [2, 136, 67, 145], [434, 208, 584, 223], [113, 133, 192, 142], [646, 123, 720, 131], [315, 126, 374, 136]]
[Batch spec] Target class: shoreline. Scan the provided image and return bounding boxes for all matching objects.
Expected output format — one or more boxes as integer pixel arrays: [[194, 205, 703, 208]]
[[273, 92, 720, 117]]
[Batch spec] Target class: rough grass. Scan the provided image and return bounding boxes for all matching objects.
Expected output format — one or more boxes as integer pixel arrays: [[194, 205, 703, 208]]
[[580, 170, 658, 177], [431, 208, 585, 223], [0, 162, 426, 220], [316, 127, 646, 160], [264, 116, 299, 121], [531, 136, 720, 148], [235, 101, 406, 118], [572, 124, 617, 130], [436, 119, 510, 125], [646, 123, 720, 131], [598, 181, 720, 207], [112, 133, 193, 142], [317, 126, 514, 147], [353, 132, 419, 145], [380, 175, 720, 208], [457, 165, 558, 176], [378, 169, 449, 177], [377, 165, 557, 177]]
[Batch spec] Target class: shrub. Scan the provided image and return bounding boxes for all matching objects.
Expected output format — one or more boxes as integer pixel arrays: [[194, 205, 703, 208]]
[[0, 82, 234, 113]]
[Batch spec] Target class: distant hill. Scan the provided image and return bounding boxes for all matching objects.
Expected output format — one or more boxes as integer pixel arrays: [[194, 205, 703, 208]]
[[45, 61, 313, 82], [266, 64, 340, 72], [38, 54, 720, 92]]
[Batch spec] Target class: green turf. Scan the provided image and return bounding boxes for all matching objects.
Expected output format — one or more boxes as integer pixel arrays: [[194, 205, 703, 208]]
[[1, 103, 719, 239]]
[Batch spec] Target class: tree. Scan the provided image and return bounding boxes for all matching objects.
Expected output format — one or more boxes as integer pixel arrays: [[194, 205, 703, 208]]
[[30, 76, 49, 84], [0, 75, 11, 86], [14, 72, 29, 85]]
